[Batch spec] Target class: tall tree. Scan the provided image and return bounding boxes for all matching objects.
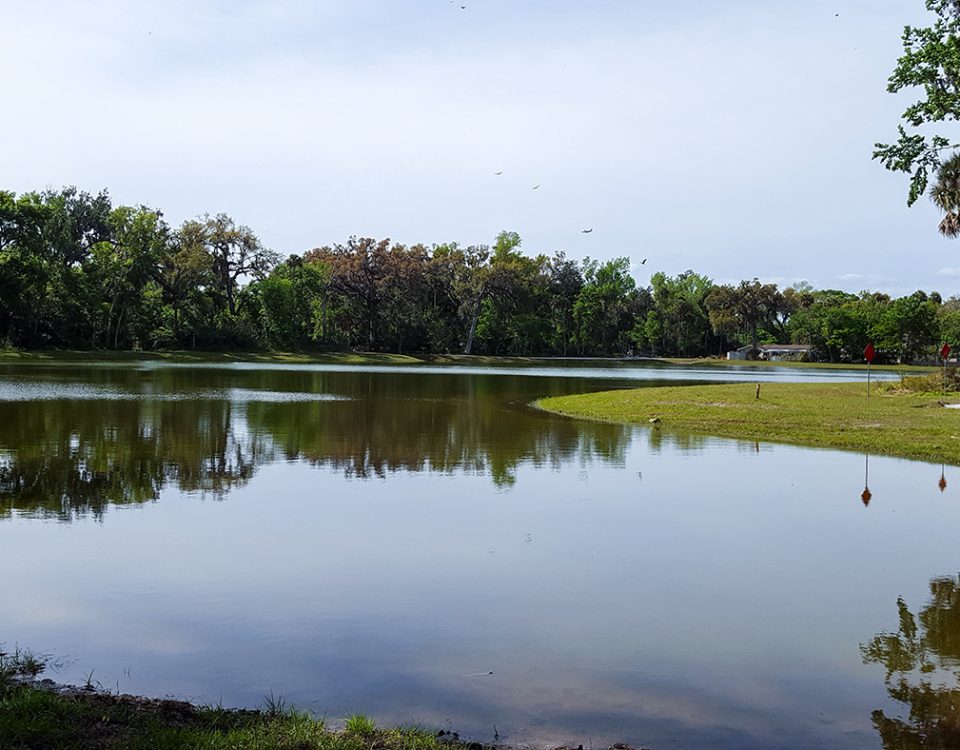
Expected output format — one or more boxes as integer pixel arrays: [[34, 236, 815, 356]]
[[573, 257, 636, 355], [305, 237, 395, 350], [705, 279, 783, 350], [546, 251, 584, 355], [89, 205, 169, 348], [162, 220, 217, 346], [875, 1, 960, 224], [932, 151, 960, 236], [202, 214, 278, 317], [645, 271, 713, 357], [0, 191, 49, 345]]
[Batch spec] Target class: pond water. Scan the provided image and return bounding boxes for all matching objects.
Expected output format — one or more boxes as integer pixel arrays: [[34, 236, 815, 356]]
[[0, 360, 955, 750]]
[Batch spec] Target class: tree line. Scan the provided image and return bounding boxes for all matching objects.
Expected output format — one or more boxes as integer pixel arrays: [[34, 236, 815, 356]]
[[1, 186, 957, 362]]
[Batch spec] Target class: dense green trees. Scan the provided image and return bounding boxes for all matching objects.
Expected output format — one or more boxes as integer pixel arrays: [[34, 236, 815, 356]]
[[2, 184, 960, 362], [706, 280, 783, 351]]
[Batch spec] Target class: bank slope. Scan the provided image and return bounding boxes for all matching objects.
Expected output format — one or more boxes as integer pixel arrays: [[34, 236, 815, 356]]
[[538, 382, 960, 465]]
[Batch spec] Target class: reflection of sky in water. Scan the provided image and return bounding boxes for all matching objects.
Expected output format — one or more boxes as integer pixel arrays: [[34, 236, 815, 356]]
[[0, 382, 349, 402], [0, 363, 949, 749]]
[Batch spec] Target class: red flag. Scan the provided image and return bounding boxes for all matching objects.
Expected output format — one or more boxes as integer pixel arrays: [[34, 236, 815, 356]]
[[864, 343, 875, 363], [942, 343, 952, 359]]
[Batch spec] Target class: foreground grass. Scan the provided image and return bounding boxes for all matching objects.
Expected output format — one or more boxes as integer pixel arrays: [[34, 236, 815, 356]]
[[0, 649, 488, 750], [538, 381, 960, 465], [0, 683, 475, 750]]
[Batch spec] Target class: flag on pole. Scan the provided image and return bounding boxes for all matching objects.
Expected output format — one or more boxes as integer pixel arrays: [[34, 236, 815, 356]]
[[864, 343, 875, 363], [942, 343, 952, 359]]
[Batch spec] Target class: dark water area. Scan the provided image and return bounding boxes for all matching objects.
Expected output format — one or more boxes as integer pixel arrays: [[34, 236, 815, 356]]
[[0, 360, 954, 750]]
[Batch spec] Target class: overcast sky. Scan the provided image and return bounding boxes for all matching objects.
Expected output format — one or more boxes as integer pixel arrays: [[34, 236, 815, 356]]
[[3, 0, 957, 296]]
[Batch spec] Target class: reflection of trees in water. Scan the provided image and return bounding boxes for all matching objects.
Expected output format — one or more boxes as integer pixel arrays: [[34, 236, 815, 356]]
[[243, 396, 628, 487], [0, 399, 266, 520], [0, 369, 632, 518], [646, 426, 708, 453], [861, 576, 960, 748]]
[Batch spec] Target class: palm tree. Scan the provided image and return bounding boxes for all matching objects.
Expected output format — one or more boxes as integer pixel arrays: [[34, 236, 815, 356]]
[[932, 152, 960, 237]]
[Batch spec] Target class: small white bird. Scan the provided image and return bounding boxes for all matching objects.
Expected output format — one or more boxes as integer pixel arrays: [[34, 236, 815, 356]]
[[494, 171, 503, 175], [531, 184, 540, 190]]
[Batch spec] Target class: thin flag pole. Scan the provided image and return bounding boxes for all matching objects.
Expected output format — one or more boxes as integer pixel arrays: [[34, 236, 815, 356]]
[[867, 361, 871, 402], [941, 342, 952, 400]]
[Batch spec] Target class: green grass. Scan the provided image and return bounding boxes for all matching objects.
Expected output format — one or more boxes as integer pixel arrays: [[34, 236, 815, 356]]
[[537, 380, 960, 465], [0, 645, 481, 750], [344, 713, 376, 736], [0, 682, 476, 750]]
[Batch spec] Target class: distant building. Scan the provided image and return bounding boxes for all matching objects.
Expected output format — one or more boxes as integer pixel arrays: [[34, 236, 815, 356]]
[[726, 344, 813, 361]]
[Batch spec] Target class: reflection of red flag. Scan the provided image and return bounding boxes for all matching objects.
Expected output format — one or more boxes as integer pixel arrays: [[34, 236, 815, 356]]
[[864, 343, 875, 363], [942, 343, 952, 359]]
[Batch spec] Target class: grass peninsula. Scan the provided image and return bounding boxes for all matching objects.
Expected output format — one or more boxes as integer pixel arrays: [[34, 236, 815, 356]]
[[537, 379, 960, 465]]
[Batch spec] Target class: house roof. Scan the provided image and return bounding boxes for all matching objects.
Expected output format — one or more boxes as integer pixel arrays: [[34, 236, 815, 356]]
[[736, 344, 812, 352], [759, 344, 812, 351]]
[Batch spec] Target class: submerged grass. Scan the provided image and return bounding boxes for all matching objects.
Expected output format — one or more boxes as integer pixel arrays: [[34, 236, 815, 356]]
[[538, 380, 960, 465]]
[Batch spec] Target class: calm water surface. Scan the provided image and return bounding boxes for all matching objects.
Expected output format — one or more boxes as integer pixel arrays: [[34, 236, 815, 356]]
[[0, 361, 954, 750]]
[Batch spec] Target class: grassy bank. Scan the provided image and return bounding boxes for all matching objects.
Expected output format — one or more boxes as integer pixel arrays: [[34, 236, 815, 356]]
[[0, 649, 490, 750], [538, 380, 960, 465], [0, 683, 476, 750]]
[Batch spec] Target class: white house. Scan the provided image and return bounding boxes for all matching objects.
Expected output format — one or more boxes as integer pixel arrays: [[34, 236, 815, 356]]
[[726, 344, 813, 361]]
